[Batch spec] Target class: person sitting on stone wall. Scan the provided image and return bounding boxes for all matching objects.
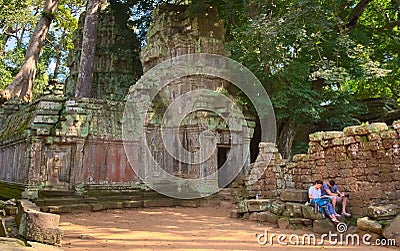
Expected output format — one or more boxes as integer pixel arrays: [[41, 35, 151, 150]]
[[309, 180, 340, 223], [321, 179, 351, 217]]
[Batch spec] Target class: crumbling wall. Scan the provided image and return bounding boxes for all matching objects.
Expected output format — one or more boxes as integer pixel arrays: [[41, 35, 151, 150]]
[[0, 96, 138, 192], [246, 121, 400, 216]]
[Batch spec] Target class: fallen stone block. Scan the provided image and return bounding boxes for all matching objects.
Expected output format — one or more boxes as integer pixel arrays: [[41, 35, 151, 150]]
[[357, 217, 383, 234], [19, 209, 63, 245], [382, 214, 400, 245], [367, 204, 400, 220], [18, 200, 63, 246], [280, 189, 308, 203]]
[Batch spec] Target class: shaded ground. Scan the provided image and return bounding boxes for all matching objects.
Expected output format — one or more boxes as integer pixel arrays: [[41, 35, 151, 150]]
[[0, 237, 62, 251], [60, 206, 397, 251]]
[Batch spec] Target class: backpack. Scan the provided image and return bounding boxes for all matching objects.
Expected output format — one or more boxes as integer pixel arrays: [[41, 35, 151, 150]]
[[310, 197, 331, 217]]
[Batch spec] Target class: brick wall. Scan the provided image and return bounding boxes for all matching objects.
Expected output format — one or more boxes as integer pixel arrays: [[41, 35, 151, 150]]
[[246, 121, 400, 216]]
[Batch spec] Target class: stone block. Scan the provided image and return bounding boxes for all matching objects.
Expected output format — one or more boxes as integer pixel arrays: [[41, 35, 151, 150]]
[[19, 208, 63, 246], [102, 201, 124, 209], [37, 101, 63, 111], [312, 219, 337, 234], [176, 200, 200, 208], [380, 129, 398, 140], [237, 200, 249, 213], [256, 211, 279, 225], [368, 123, 388, 132], [249, 212, 258, 221], [4, 206, 17, 216], [367, 204, 400, 220], [302, 204, 323, 220], [282, 202, 303, 218], [247, 199, 273, 212], [220, 201, 232, 208], [292, 154, 308, 162], [36, 127, 51, 136], [309, 131, 324, 142], [393, 120, 400, 130], [270, 201, 286, 216], [143, 199, 174, 207], [278, 217, 290, 229], [280, 189, 308, 203], [382, 214, 400, 245], [343, 125, 370, 136], [357, 217, 383, 234], [32, 115, 59, 124], [230, 209, 242, 219], [323, 131, 343, 139], [90, 203, 103, 211]]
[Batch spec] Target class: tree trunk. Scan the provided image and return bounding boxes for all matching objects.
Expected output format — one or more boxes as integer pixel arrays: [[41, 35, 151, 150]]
[[277, 118, 297, 159], [0, 0, 59, 103], [53, 29, 66, 78], [74, 0, 101, 98]]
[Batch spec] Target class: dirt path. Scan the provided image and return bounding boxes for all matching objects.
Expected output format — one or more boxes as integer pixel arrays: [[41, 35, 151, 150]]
[[59, 206, 397, 251]]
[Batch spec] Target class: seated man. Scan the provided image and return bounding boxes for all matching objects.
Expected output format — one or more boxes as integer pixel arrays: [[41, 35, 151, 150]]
[[308, 180, 339, 223], [321, 179, 351, 217]]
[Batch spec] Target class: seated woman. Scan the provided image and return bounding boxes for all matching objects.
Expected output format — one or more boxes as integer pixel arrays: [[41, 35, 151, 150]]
[[308, 180, 340, 223]]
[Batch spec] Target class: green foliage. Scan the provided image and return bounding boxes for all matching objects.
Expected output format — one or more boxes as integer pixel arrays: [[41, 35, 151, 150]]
[[223, 0, 398, 132]]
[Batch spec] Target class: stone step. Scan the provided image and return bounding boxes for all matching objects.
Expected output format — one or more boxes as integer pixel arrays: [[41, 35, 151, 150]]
[[41, 203, 93, 214], [34, 196, 94, 207], [94, 195, 143, 201], [38, 190, 76, 198]]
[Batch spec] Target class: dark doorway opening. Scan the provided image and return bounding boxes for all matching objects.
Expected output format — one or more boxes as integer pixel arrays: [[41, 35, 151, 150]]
[[250, 117, 261, 163], [217, 146, 230, 188]]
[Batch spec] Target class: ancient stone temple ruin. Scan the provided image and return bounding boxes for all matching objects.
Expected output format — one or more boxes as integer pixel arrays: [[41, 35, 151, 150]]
[[0, 3, 254, 202], [0, 4, 399, 241]]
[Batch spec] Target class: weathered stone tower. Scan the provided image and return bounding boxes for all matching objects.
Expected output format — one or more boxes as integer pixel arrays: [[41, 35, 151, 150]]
[[65, 1, 142, 100], [124, 3, 254, 198]]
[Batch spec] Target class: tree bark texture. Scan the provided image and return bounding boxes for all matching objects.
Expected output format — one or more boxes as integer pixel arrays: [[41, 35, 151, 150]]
[[74, 0, 101, 98], [0, 0, 59, 103], [277, 118, 297, 159]]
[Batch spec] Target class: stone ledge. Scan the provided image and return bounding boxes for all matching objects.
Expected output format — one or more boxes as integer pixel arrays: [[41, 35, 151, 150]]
[[280, 189, 308, 203], [367, 204, 400, 220]]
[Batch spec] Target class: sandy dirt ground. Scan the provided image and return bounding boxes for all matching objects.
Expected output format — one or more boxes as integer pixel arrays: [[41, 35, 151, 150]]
[[59, 206, 398, 251]]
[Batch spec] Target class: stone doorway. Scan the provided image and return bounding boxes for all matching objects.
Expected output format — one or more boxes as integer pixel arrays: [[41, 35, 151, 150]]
[[217, 145, 230, 188]]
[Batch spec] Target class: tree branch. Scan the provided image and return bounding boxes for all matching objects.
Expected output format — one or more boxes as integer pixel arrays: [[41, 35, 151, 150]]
[[346, 0, 372, 30], [377, 20, 400, 31]]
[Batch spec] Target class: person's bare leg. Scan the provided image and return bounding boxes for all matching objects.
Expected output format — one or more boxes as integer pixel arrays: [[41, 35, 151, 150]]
[[342, 198, 351, 216], [332, 196, 338, 214]]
